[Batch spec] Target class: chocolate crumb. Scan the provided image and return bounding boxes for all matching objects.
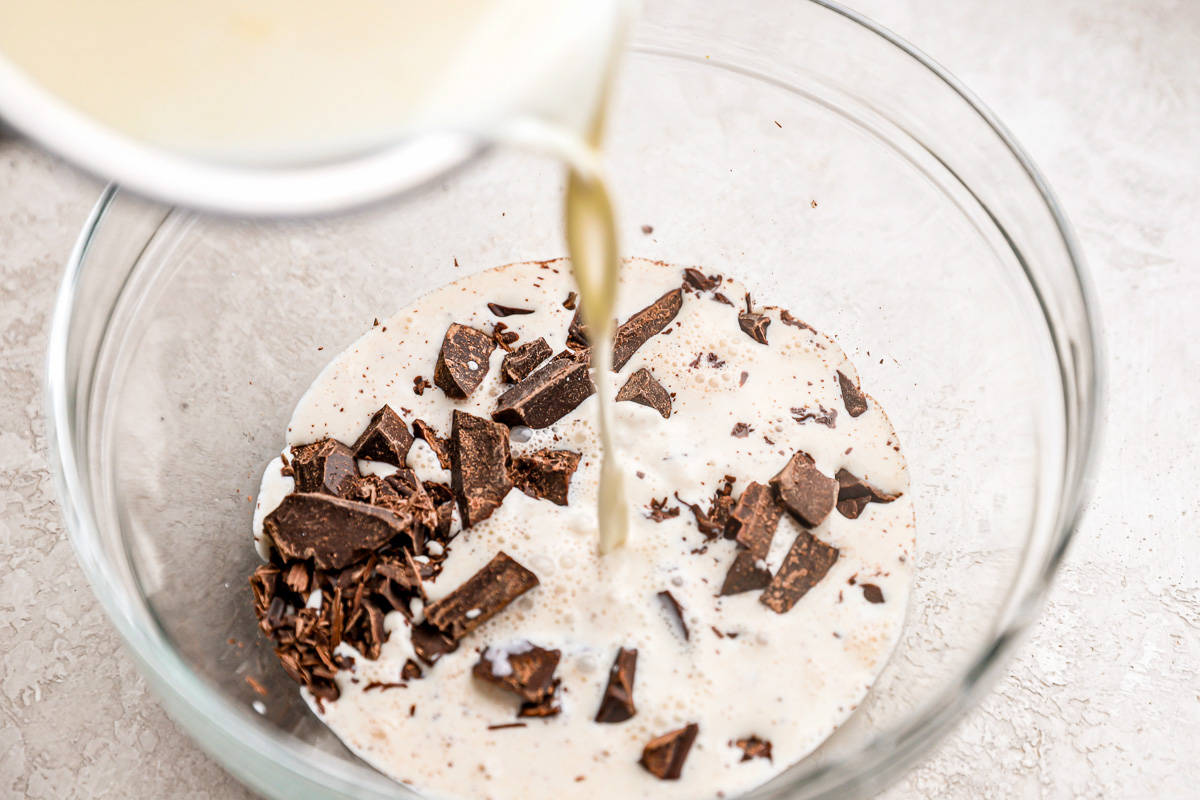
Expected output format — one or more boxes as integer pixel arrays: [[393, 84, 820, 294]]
[[363, 681, 405, 692], [595, 647, 638, 723], [646, 497, 680, 522], [487, 303, 535, 317], [616, 368, 672, 418], [681, 268, 719, 292], [640, 723, 699, 780], [413, 375, 432, 395], [434, 323, 496, 398], [563, 291, 577, 310], [641, 224, 654, 234], [656, 590, 689, 640], [688, 353, 703, 369], [734, 736, 773, 762], [837, 370, 868, 417], [731, 422, 752, 438], [245, 676, 268, 696], [402, 659, 423, 680], [861, 583, 885, 603]]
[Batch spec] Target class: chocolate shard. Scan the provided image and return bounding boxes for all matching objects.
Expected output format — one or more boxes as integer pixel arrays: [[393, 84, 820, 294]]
[[728, 482, 784, 559], [861, 583, 885, 603], [837, 370, 868, 417], [734, 736, 773, 762], [518, 683, 562, 718], [493, 349, 595, 429], [681, 267, 719, 292], [411, 418, 452, 470], [640, 723, 699, 780], [434, 323, 496, 398], [771, 451, 838, 528], [488, 302, 535, 317], [760, 531, 839, 614], [563, 291, 578, 310], [613, 289, 683, 371], [720, 551, 772, 595], [500, 338, 553, 384], [402, 659, 424, 680], [595, 647, 638, 723], [423, 480, 456, 538], [835, 468, 901, 519], [615, 368, 672, 418], [351, 404, 414, 466], [779, 308, 815, 333], [263, 493, 412, 570], [376, 551, 427, 600], [450, 410, 513, 527], [656, 590, 689, 641], [290, 438, 358, 496], [411, 622, 458, 665], [424, 551, 539, 642], [738, 310, 771, 345], [473, 643, 561, 703], [566, 309, 590, 350], [511, 449, 581, 506]]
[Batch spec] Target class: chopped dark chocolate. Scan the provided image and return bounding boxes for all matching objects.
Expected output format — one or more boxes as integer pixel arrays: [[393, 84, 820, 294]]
[[760, 531, 839, 614], [734, 736, 773, 762], [656, 590, 689, 640], [433, 323, 496, 398], [450, 410, 513, 527], [491, 321, 520, 352], [290, 438, 358, 497], [413, 375, 432, 395], [402, 659, 423, 680], [731, 422, 752, 438], [720, 551, 772, 596], [779, 308, 816, 333], [411, 622, 457, 664], [424, 552, 538, 641], [423, 480, 457, 538], [837, 370, 868, 417], [473, 643, 561, 703], [351, 404, 414, 466], [500, 338, 553, 383], [263, 493, 412, 570], [712, 292, 734, 306], [563, 291, 577, 310], [640, 723, 699, 780], [791, 404, 838, 428], [487, 302, 534, 317], [595, 647, 638, 723], [835, 468, 901, 519], [738, 310, 771, 345], [411, 418, 452, 470], [681, 267, 719, 292], [518, 685, 562, 718], [727, 482, 784, 559], [771, 451, 838, 528], [493, 349, 595, 429], [566, 308, 590, 350], [615, 367, 671, 418], [861, 583, 885, 604], [613, 289, 683, 371], [646, 497, 680, 522], [488, 722, 527, 731], [511, 448, 581, 506]]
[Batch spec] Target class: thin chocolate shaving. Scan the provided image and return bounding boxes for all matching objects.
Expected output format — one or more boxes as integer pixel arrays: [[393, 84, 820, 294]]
[[656, 590, 689, 641], [640, 723, 699, 780], [646, 497, 680, 522], [411, 418, 452, 470], [566, 309, 590, 350], [412, 375, 432, 395], [433, 323, 496, 398], [837, 370, 868, 417], [779, 308, 816, 333], [511, 449, 581, 506], [488, 722, 528, 730], [500, 338, 553, 384], [613, 289, 683, 371], [263, 493, 413, 570], [595, 647, 638, 723], [760, 531, 839, 614], [352, 404, 414, 466], [492, 321, 520, 352], [488, 303, 535, 317], [450, 410, 513, 527], [290, 439, 358, 497], [493, 349, 595, 429], [424, 552, 539, 642], [791, 404, 838, 428], [615, 367, 672, 418], [771, 451, 838, 528]]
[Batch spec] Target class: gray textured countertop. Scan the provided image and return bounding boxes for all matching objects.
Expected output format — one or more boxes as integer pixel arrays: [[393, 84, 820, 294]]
[[2, 0, 1197, 796]]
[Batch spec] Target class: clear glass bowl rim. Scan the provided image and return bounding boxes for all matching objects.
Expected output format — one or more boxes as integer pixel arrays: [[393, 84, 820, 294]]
[[44, 1, 1103, 797]]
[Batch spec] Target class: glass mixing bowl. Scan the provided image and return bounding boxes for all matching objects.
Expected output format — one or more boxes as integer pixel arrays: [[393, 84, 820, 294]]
[[46, 1, 1100, 797]]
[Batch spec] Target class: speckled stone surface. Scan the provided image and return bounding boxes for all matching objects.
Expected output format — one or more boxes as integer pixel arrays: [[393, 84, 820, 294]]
[[1, 0, 1198, 797]]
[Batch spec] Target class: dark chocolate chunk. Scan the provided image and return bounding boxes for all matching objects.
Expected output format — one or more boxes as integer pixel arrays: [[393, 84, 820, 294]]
[[500, 338, 553, 383], [411, 418, 452, 470], [351, 404, 414, 466], [450, 410, 513, 527], [411, 622, 457, 664], [290, 438, 358, 496], [720, 551, 772, 596], [641, 224, 654, 235], [835, 468, 901, 519], [487, 303, 534, 317], [433, 323, 496, 398], [760, 531, 839, 614], [656, 590, 689, 640], [646, 497, 680, 522], [734, 736, 773, 762], [263, 493, 412, 570], [861, 583, 885, 603], [640, 723, 699, 780], [376, 551, 426, 600], [728, 482, 784, 559], [566, 309, 590, 350], [615, 368, 671, 418], [595, 647, 638, 723], [681, 268, 719, 292], [738, 310, 771, 345], [837, 370, 868, 417], [424, 551, 539, 641], [791, 404, 838, 428], [473, 643, 561, 703], [731, 422, 752, 438], [613, 289, 683, 371], [511, 449, 581, 506], [493, 349, 595, 429], [771, 451, 838, 528]]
